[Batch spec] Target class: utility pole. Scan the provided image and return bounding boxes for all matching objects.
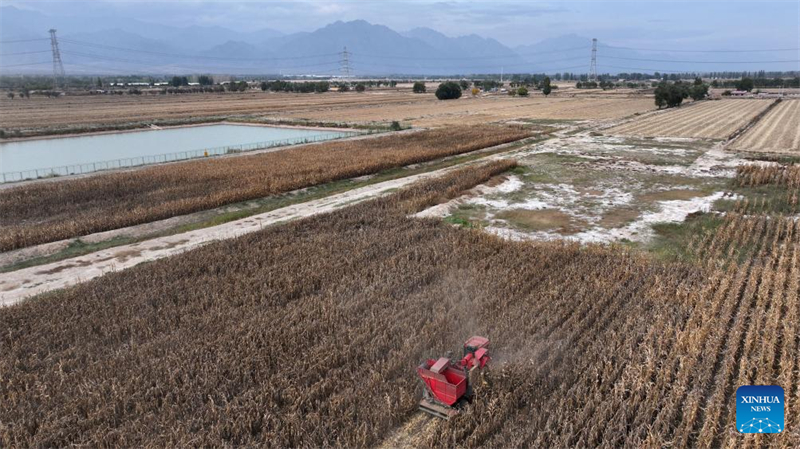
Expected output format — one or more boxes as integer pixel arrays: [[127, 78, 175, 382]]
[[589, 38, 597, 81], [339, 46, 352, 78], [500, 66, 503, 84], [49, 29, 66, 91]]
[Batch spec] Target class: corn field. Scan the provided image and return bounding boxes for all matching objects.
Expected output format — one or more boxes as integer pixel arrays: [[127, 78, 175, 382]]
[[1, 159, 798, 448], [0, 125, 532, 252]]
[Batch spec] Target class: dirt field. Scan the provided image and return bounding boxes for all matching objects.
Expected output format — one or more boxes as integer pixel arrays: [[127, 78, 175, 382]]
[[731, 99, 800, 154], [281, 96, 655, 127], [606, 99, 773, 139], [0, 91, 655, 133], [0, 91, 419, 130]]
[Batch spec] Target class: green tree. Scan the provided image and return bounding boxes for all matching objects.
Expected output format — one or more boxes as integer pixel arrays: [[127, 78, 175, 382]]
[[390, 121, 402, 131], [198, 75, 213, 86], [315, 81, 330, 93], [517, 86, 529, 96], [542, 76, 552, 96], [654, 82, 688, 108], [6, 92, 14, 99], [690, 84, 709, 101], [435, 81, 462, 100], [96, 77, 103, 88], [171, 76, 182, 88], [260, 81, 268, 91], [694, 77, 704, 86], [736, 77, 754, 92], [338, 84, 350, 92], [412, 81, 426, 93], [459, 80, 469, 90], [355, 83, 366, 92]]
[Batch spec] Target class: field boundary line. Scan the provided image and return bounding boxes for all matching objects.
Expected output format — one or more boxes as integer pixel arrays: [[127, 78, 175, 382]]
[[724, 98, 782, 150]]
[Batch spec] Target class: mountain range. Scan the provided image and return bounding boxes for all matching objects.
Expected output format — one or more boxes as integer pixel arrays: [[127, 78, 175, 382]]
[[1, 6, 794, 76]]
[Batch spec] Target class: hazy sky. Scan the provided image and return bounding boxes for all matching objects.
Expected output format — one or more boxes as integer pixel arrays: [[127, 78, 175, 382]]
[[5, 0, 800, 48]]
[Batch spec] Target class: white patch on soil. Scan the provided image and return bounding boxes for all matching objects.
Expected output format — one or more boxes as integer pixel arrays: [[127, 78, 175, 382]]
[[486, 191, 727, 244], [573, 191, 726, 243], [414, 175, 523, 219]]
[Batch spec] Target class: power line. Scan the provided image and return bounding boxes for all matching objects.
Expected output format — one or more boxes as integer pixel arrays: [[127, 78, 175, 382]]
[[349, 55, 587, 71], [1, 50, 52, 56], [59, 38, 341, 61], [61, 50, 342, 72], [599, 44, 800, 53], [597, 64, 699, 74], [601, 55, 800, 64], [353, 45, 590, 61], [0, 61, 53, 68], [0, 38, 51, 44]]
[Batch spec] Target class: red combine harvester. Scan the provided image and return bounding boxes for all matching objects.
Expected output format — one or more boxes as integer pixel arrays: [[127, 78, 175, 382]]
[[416, 336, 490, 419]]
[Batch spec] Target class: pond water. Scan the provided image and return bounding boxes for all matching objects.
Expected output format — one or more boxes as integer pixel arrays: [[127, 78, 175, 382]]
[[0, 124, 352, 178]]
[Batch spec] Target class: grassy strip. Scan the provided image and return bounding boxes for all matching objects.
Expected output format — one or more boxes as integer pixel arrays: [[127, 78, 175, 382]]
[[645, 213, 725, 263]]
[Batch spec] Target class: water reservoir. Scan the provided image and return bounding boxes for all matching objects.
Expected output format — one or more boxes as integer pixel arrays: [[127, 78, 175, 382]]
[[0, 123, 354, 181]]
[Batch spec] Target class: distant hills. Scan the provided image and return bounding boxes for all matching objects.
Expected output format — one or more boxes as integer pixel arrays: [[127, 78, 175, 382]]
[[1, 6, 796, 76]]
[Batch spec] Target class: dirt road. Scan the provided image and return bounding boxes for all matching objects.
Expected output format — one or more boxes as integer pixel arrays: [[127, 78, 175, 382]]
[[0, 161, 478, 306]]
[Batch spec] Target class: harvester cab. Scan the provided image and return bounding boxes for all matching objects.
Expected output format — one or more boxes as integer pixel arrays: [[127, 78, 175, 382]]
[[416, 336, 490, 419]]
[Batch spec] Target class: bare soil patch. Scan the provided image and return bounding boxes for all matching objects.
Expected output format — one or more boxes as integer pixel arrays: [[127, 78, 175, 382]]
[[496, 208, 586, 234]]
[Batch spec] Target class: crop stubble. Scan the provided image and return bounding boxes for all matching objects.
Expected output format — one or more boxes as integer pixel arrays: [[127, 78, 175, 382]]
[[607, 99, 772, 139], [1, 161, 797, 448], [732, 100, 800, 154]]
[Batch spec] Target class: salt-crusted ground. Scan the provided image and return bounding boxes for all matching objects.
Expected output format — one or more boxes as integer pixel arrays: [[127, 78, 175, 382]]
[[416, 132, 740, 244]]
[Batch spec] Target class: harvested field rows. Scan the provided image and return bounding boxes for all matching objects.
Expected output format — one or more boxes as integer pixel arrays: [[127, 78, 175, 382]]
[[2, 161, 797, 448], [283, 97, 655, 126], [0, 91, 419, 130], [731, 100, 800, 154], [607, 99, 772, 139], [0, 125, 532, 252]]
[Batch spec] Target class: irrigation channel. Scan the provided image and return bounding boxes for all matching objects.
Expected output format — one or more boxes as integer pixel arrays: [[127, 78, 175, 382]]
[[0, 123, 361, 183]]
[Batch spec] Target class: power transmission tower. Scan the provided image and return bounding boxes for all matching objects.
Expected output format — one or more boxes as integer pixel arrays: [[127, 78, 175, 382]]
[[339, 46, 352, 77], [49, 29, 66, 90], [589, 38, 597, 81]]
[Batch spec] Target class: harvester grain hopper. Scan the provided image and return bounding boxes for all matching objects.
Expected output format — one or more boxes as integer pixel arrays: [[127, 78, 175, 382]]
[[416, 336, 490, 419]]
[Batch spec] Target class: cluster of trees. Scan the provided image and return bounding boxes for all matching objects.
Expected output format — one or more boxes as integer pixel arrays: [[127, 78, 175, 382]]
[[170, 76, 190, 87], [412, 81, 426, 93], [709, 76, 800, 90], [224, 81, 248, 92], [335, 83, 366, 92], [653, 78, 709, 108], [346, 80, 397, 87], [474, 79, 503, 90], [260, 81, 330, 93], [151, 86, 226, 95], [5, 90, 31, 99], [575, 80, 615, 90]]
